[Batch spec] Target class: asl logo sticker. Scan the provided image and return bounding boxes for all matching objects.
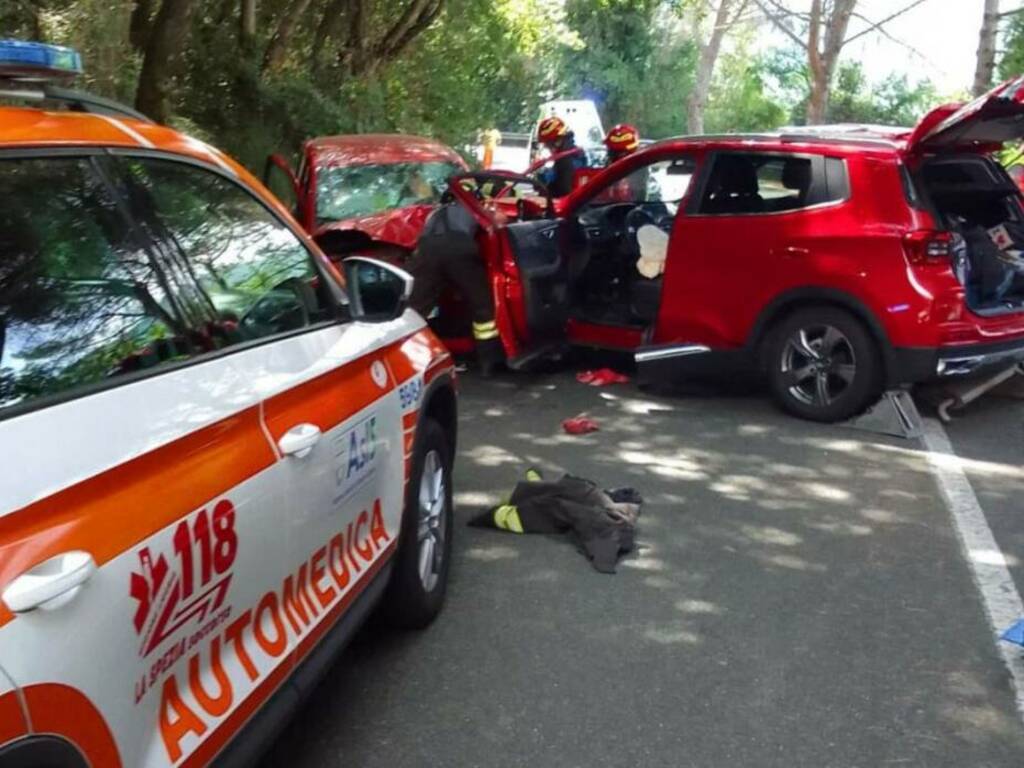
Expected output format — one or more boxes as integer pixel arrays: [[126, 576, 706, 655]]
[[333, 415, 379, 504], [130, 499, 238, 659]]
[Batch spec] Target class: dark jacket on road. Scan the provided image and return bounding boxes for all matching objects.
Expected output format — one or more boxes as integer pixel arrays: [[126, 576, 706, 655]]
[[470, 474, 642, 573]]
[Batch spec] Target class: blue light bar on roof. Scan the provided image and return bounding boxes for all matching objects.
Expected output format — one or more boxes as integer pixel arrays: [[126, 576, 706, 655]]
[[0, 39, 82, 80]]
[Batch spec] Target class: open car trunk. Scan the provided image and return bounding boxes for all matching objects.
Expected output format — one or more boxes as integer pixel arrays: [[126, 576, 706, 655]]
[[918, 155, 1024, 314]]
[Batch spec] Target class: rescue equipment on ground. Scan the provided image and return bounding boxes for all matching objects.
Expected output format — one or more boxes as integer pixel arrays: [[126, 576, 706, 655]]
[[468, 468, 643, 573]]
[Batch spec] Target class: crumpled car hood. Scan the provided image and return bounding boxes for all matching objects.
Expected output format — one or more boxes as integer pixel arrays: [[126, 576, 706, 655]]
[[313, 203, 436, 251]]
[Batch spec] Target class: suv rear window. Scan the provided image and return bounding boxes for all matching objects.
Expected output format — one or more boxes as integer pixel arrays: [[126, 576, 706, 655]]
[[698, 152, 846, 215]]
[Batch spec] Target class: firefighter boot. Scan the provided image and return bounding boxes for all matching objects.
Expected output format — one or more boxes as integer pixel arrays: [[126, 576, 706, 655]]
[[475, 337, 505, 378]]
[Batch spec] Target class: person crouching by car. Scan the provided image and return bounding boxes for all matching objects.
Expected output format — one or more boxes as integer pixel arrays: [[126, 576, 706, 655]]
[[406, 193, 505, 376], [536, 116, 587, 197]]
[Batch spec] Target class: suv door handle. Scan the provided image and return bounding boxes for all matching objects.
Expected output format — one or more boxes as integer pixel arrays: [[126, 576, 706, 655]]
[[278, 423, 322, 459], [3, 551, 96, 613]]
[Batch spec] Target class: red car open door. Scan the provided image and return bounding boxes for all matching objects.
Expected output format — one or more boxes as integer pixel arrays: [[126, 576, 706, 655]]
[[448, 172, 568, 366]]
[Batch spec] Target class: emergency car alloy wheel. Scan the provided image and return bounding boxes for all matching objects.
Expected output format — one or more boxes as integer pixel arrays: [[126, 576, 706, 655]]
[[417, 448, 446, 592], [766, 307, 881, 423], [380, 418, 453, 629]]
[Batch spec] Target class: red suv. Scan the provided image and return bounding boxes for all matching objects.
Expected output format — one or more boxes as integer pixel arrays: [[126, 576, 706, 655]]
[[438, 77, 1024, 421]]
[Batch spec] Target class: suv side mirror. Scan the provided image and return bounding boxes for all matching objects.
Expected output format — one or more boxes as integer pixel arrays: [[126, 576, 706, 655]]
[[342, 256, 413, 322]]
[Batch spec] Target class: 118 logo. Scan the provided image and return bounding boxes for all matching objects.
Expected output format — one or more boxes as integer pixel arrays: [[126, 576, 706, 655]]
[[130, 499, 239, 658]]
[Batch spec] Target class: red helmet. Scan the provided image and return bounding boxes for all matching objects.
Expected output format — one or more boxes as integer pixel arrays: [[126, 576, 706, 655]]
[[605, 123, 640, 155], [537, 116, 569, 145]]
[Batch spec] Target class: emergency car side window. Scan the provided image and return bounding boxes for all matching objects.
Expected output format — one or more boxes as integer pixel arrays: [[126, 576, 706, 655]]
[[114, 157, 334, 343], [0, 157, 196, 413]]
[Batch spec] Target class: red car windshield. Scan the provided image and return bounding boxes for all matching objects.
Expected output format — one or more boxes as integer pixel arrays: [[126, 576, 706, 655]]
[[315, 160, 462, 224]]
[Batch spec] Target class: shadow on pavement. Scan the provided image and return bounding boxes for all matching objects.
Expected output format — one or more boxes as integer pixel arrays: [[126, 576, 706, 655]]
[[262, 370, 1024, 768]]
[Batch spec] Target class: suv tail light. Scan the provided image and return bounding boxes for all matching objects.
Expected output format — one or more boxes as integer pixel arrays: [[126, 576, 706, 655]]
[[903, 229, 955, 265]]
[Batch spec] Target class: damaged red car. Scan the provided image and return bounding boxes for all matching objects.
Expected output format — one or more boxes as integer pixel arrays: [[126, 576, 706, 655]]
[[437, 76, 1024, 422], [265, 133, 468, 254]]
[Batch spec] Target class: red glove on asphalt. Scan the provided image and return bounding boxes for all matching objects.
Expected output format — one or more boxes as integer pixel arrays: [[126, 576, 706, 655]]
[[576, 368, 630, 386], [562, 415, 600, 434]]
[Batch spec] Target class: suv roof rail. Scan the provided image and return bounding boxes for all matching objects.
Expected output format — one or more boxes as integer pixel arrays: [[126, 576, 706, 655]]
[[778, 122, 911, 135], [0, 80, 153, 123], [650, 131, 904, 149]]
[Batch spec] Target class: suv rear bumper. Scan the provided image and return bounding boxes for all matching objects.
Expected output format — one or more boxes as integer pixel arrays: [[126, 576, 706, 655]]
[[892, 338, 1024, 382]]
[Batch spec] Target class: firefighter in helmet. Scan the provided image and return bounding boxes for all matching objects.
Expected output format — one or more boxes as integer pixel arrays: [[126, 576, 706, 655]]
[[604, 123, 641, 164], [535, 116, 587, 196], [598, 123, 649, 202]]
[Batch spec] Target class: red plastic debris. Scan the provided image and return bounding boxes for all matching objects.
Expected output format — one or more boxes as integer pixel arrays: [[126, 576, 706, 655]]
[[576, 368, 630, 386], [562, 415, 600, 434]]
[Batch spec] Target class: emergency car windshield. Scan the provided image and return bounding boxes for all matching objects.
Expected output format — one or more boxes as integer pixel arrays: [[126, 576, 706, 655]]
[[315, 161, 462, 224]]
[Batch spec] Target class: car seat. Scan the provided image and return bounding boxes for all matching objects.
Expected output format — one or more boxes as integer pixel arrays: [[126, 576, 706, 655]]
[[702, 156, 764, 214], [779, 159, 811, 209]]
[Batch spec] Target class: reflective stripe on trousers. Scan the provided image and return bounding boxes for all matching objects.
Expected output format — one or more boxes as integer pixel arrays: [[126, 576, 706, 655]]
[[472, 320, 499, 340]]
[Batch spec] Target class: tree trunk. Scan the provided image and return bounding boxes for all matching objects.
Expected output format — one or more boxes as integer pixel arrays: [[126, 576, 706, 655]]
[[341, 0, 442, 76], [805, 0, 856, 123], [973, 0, 1000, 96], [263, 0, 316, 72], [129, 0, 156, 51], [240, 0, 257, 48], [686, 0, 746, 135], [312, 0, 349, 72], [135, 0, 196, 124]]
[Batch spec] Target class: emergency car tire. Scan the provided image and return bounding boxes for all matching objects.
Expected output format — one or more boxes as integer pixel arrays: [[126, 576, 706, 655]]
[[766, 306, 882, 423], [380, 418, 453, 629]]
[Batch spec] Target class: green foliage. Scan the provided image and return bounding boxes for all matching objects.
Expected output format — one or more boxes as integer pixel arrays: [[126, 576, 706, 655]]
[[705, 49, 787, 133], [7, 0, 949, 173], [828, 62, 937, 127], [1000, 12, 1024, 83], [558, 0, 697, 137]]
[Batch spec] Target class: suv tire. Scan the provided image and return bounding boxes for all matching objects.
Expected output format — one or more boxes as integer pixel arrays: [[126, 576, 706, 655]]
[[766, 306, 882, 423], [380, 418, 453, 629]]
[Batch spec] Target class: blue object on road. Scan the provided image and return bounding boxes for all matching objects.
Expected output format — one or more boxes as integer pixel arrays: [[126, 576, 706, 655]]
[[1001, 619, 1024, 646]]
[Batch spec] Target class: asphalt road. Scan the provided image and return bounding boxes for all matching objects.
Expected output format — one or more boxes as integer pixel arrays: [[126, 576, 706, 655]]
[[262, 370, 1024, 768]]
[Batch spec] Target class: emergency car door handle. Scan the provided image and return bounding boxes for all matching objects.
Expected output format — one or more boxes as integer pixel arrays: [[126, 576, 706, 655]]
[[278, 423, 322, 459], [2, 551, 97, 614]]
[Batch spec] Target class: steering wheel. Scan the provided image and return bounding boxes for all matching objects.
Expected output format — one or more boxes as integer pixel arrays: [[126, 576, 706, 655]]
[[239, 277, 313, 337]]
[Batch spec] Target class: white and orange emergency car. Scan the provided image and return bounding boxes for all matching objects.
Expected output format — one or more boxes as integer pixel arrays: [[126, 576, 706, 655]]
[[0, 41, 458, 768]]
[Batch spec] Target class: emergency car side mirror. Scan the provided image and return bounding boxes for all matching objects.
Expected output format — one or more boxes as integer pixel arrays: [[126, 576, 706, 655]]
[[342, 256, 414, 323]]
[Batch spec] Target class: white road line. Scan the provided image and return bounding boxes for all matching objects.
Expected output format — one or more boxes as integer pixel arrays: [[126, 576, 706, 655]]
[[921, 416, 1024, 719]]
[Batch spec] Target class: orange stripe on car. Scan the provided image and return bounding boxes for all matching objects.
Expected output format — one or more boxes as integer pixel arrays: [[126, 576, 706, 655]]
[[23, 683, 122, 767], [177, 542, 394, 768], [0, 408, 275, 629], [0, 690, 27, 747]]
